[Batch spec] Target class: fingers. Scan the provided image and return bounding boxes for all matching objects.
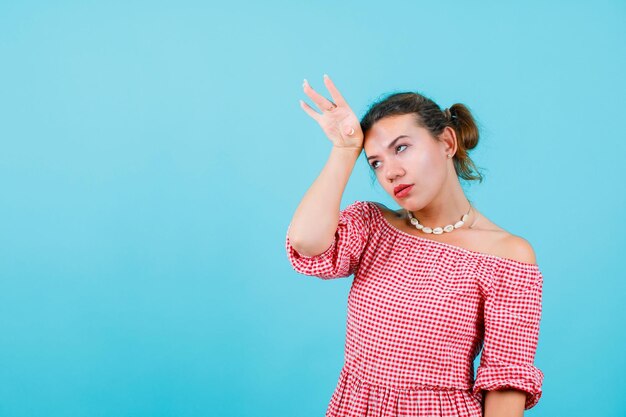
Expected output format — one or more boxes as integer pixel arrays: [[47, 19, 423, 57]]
[[323, 74, 348, 107], [303, 78, 337, 112], [299, 99, 321, 123]]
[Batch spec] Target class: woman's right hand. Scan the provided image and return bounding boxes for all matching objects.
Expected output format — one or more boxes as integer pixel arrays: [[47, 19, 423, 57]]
[[300, 74, 364, 150]]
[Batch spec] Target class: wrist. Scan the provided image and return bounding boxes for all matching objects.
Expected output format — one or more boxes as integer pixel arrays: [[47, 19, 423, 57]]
[[332, 145, 362, 153], [328, 145, 361, 168], [331, 145, 362, 159]]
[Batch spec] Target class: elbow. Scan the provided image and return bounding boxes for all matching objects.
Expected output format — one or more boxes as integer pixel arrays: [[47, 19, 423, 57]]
[[287, 225, 335, 258], [288, 235, 334, 257]]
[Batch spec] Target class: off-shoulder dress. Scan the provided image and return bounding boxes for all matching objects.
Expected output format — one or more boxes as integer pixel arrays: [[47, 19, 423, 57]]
[[285, 200, 544, 417]]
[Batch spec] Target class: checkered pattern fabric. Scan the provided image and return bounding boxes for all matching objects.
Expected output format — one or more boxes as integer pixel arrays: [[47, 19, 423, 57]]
[[285, 200, 544, 416]]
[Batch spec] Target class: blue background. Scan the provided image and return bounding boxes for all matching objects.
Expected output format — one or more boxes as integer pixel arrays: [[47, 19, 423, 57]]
[[1, 1, 624, 416]]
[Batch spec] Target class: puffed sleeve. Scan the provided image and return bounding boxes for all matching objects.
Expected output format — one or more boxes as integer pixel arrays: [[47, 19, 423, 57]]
[[285, 200, 372, 279], [471, 260, 545, 410]]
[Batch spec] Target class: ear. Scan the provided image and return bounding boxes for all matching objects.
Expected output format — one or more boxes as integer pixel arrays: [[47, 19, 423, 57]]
[[439, 126, 458, 157]]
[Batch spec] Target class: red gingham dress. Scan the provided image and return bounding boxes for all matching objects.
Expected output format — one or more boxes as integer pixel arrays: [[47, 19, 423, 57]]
[[285, 200, 544, 417]]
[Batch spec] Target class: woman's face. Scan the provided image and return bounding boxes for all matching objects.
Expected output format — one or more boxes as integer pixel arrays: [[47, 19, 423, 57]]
[[363, 114, 451, 210]]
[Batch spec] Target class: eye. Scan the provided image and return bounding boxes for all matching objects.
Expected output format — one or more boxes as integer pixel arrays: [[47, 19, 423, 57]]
[[370, 144, 408, 170]]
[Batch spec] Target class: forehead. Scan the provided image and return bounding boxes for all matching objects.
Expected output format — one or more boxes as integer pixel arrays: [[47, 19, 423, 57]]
[[364, 113, 425, 150]]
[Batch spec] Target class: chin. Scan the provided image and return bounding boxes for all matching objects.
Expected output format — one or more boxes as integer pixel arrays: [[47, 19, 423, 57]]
[[401, 200, 426, 212], [394, 201, 413, 212]]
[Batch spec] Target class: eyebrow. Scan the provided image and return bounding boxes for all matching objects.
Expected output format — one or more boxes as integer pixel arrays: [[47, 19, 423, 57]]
[[366, 135, 411, 161]]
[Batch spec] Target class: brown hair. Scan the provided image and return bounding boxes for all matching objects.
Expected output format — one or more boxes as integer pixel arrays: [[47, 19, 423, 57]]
[[360, 91, 484, 184]]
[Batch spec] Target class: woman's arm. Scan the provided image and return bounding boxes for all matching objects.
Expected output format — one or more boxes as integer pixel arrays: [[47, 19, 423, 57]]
[[288, 146, 361, 256], [483, 237, 540, 416], [471, 256, 544, 412], [288, 75, 364, 256], [484, 389, 526, 417]]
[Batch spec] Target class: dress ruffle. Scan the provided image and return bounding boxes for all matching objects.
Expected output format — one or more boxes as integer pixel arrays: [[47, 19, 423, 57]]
[[326, 366, 482, 417]]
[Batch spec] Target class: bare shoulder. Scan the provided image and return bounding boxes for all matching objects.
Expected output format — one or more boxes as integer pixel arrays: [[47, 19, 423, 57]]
[[468, 210, 538, 264], [497, 234, 538, 265]]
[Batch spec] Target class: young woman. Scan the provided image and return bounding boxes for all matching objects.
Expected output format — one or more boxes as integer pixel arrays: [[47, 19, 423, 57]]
[[286, 74, 544, 417]]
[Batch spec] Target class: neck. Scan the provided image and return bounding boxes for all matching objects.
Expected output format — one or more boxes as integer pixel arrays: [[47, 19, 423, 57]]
[[406, 180, 475, 228]]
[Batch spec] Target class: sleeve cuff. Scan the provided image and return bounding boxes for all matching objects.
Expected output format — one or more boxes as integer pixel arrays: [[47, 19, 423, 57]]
[[472, 363, 544, 410]]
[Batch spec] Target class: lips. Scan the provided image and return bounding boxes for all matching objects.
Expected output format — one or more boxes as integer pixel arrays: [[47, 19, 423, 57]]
[[394, 184, 413, 195]]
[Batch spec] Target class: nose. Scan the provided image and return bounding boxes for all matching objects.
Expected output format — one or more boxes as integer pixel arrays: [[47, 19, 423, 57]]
[[385, 161, 405, 183]]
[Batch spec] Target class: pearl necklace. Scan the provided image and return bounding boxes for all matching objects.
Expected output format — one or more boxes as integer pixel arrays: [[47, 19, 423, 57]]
[[406, 204, 473, 235]]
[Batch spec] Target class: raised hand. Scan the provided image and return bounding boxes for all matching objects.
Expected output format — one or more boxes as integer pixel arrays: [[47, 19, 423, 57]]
[[300, 74, 364, 150]]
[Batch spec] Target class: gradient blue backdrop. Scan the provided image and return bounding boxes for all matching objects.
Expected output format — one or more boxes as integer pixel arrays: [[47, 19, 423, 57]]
[[1, 1, 624, 416]]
